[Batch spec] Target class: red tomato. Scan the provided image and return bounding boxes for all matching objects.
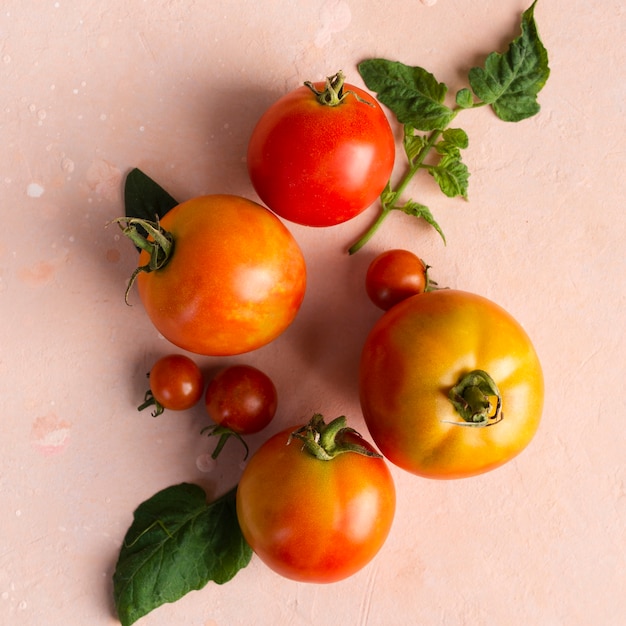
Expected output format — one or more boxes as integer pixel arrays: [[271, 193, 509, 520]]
[[205, 364, 277, 434], [365, 249, 433, 310], [132, 195, 307, 356], [236, 415, 396, 583], [359, 290, 544, 479], [247, 71, 395, 227], [139, 354, 204, 416]]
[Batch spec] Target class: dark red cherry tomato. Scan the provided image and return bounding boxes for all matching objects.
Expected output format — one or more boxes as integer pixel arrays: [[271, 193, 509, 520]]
[[366, 249, 435, 310], [205, 364, 277, 434]]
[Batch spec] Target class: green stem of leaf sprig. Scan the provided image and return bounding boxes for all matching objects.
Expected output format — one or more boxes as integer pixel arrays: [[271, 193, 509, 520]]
[[348, 0, 549, 254]]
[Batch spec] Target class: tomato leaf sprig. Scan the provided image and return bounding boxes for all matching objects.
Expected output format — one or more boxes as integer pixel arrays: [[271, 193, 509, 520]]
[[113, 484, 252, 626], [348, 0, 550, 254]]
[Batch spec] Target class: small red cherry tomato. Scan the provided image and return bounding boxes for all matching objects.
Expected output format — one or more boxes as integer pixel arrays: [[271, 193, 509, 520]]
[[205, 365, 277, 435], [365, 249, 434, 310], [139, 354, 204, 416]]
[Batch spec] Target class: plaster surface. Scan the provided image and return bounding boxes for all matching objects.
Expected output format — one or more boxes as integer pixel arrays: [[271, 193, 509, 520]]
[[1, 1, 625, 625]]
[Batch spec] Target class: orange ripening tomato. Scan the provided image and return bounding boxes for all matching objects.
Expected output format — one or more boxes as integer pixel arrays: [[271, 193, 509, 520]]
[[130, 195, 306, 356], [236, 415, 396, 583], [359, 289, 544, 479]]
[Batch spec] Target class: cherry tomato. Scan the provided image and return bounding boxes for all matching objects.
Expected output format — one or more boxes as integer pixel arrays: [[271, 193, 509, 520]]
[[129, 195, 307, 356], [236, 414, 396, 583], [365, 249, 433, 310], [139, 354, 204, 416], [359, 289, 544, 479], [205, 364, 277, 435], [247, 71, 395, 227]]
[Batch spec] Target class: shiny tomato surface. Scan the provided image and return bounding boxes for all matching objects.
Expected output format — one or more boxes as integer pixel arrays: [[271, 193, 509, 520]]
[[360, 289, 544, 479], [136, 195, 306, 356], [205, 364, 277, 434], [236, 424, 396, 583], [148, 354, 204, 411], [247, 80, 395, 227]]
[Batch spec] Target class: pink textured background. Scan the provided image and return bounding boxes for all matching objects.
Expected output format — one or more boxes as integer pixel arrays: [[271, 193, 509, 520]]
[[1, 1, 624, 624]]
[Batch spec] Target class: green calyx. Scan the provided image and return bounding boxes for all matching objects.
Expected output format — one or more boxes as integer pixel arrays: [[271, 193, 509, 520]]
[[289, 414, 381, 460], [446, 369, 503, 427], [200, 425, 250, 461], [111, 216, 174, 304], [137, 389, 165, 418], [304, 70, 372, 107]]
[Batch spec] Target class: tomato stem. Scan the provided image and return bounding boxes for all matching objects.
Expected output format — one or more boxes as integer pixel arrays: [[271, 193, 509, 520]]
[[304, 70, 373, 108], [348, 129, 444, 255], [289, 414, 382, 460], [112, 216, 175, 304], [137, 390, 165, 417], [445, 369, 503, 427]]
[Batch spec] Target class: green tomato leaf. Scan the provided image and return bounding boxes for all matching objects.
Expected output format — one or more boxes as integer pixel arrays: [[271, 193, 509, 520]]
[[429, 155, 469, 199], [403, 125, 428, 164], [358, 59, 455, 131], [435, 128, 469, 158], [124, 168, 179, 249], [397, 200, 446, 244], [113, 484, 252, 626], [468, 0, 550, 122], [455, 88, 474, 109]]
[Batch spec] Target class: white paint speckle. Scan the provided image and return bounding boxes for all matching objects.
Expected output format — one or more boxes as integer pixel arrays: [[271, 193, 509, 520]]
[[196, 453, 217, 472], [420, 0, 437, 5], [315, 0, 352, 48], [61, 157, 74, 174], [139, 125, 145, 132], [26, 183, 45, 198], [2, 55, 11, 64]]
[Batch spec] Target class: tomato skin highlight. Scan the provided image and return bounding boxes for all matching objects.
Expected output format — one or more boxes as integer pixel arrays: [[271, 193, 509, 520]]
[[135, 195, 307, 356], [247, 82, 395, 227], [205, 365, 277, 435], [236, 425, 396, 583], [359, 289, 544, 479], [148, 354, 204, 411]]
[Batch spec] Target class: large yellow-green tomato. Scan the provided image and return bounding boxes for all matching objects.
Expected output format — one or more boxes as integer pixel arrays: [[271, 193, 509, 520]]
[[359, 289, 544, 479]]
